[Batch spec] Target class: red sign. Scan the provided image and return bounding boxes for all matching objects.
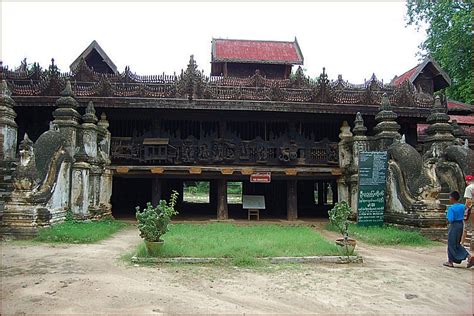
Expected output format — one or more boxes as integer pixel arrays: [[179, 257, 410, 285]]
[[250, 172, 271, 183]]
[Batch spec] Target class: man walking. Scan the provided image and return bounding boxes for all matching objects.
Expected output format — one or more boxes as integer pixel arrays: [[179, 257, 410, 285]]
[[461, 175, 474, 250]]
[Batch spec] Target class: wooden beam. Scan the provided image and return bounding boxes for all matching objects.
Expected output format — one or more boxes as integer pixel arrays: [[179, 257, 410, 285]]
[[217, 179, 228, 220], [151, 178, 162, 207], [287, 180, 298, 221]]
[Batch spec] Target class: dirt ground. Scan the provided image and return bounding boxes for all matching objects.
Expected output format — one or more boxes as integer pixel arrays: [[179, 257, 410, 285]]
[[1, 224, 473, 315]]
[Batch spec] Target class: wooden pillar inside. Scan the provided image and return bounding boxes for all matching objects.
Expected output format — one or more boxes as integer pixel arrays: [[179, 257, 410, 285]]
[[217, 179, 228, 220], [151, 178, 162, 207], [287, 180, 298, 221], [209, 180, 217, 211]]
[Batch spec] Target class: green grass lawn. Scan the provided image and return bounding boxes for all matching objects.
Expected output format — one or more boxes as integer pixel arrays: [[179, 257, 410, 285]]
[[35, 220, 128, 243], [136, 223, 342, 261], [326, 223, 438, 246]]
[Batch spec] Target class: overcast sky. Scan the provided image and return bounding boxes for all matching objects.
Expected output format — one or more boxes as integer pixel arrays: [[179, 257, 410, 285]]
[[1, 1, 427, 83]]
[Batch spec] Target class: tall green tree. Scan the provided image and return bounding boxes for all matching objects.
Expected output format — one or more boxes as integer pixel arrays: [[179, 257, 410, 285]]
[[406, 0, 472, 104]]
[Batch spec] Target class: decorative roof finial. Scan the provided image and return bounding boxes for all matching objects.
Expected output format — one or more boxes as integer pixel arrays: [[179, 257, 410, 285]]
[[380, 93, 391, 111], [98, 112, 109, 130], [374, 92, 401, 142], [432, 95, 446, 113], [424, 94, 454, 145], [19, 133, 33, 150], [353, 112, 367, 136], [339, 120, 353, 140], [60, 79, 74, 97], [0, 80, 12, 98], [83, 101, 98, 124], [451, 119, 465, 139]]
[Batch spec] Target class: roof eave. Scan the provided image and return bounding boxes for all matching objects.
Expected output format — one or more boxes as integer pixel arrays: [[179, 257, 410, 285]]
[[211, 58, 303, 65], [294, 37, 304, 65]]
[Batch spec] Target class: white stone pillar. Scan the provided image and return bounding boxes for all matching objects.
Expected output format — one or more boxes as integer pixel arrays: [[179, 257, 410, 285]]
[[70, 162, 90, 218], [0, 80, 17, 161]]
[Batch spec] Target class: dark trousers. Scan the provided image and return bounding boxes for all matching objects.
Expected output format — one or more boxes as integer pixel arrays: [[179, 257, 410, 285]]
[[448, 221, 469, 264]]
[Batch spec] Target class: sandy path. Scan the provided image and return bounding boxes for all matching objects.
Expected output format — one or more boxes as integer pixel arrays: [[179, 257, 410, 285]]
[[1, 225, 473, 315]]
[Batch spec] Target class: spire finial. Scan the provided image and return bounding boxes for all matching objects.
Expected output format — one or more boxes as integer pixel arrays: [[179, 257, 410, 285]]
[[60, 79, 74, 97], [0, 80, 12, 97], [83, 101, 98, 124], [353, 112, 367, 137], [380, 93, 391, 110]]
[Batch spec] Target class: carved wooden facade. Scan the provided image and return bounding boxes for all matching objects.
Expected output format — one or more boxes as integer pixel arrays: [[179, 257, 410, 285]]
[[110, 135, 338, 166]]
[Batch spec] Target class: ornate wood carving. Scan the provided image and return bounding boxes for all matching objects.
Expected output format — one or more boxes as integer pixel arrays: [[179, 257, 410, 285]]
[[110, 134, 339, 167], [2, 57, 434, 108]]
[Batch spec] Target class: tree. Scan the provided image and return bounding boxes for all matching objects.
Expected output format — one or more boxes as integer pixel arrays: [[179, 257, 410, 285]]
[[406, 0, 472, 104]]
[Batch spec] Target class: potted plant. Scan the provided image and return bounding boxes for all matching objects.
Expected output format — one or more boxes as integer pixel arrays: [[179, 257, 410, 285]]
[[136, 190, 179, 256], [328, 201, 356, 256]]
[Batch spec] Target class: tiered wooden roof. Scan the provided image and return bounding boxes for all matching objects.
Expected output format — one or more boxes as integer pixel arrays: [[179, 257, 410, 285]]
[[0, 56, 435, 114]]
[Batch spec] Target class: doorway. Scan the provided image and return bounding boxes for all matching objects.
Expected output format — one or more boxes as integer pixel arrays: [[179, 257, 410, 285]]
[[111, 176, 152, 218]]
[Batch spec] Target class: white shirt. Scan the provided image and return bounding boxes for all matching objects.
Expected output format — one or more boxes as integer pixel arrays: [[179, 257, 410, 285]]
[[464, 183, 474, 200]]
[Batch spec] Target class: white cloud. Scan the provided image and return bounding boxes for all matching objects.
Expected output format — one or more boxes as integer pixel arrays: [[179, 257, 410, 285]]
[[1, 1, 426, 83]]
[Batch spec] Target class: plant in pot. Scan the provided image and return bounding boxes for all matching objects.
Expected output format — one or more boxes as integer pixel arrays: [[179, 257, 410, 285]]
[[328, 201, 356, 256], [136, 190, 179, 256]]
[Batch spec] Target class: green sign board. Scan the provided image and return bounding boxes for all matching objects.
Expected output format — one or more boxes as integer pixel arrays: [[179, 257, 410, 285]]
[[357, 151, 388, 226]]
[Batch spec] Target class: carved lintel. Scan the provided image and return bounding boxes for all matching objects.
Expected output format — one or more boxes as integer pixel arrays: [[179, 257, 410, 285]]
[[189, 167, 202, 174], [241, 168, 253, 175], [150, 167, 164, 174], [221, 168, 234, 175], [116, 166, 129, 173]]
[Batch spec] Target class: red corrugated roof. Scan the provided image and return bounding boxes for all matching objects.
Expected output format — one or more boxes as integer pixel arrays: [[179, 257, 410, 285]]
[[392, 64, 419, 86], [418, 122, 474, 144], [450, 115, 474, 125], [448, 100, 473, 112], [212, 39, 303, 64]]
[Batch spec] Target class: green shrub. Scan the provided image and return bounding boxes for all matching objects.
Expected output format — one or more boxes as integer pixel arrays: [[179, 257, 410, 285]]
[[328, 201, 352, 239], [136, 191, 179, 242]]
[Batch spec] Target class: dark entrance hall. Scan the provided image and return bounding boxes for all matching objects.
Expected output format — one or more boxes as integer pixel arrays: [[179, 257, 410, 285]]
[[111, 177, 152, 218], [110, 174, 337, 220]]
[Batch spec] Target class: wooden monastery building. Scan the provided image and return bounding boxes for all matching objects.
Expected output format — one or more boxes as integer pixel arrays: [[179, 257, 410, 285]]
[[1, 38, 472, 226]]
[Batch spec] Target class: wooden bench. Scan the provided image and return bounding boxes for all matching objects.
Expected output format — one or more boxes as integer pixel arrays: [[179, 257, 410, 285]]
[[248, 209, 260, 221]]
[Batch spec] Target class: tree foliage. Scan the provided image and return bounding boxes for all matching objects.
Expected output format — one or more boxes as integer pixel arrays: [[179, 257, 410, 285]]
[[406, 0, 472, 104]]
